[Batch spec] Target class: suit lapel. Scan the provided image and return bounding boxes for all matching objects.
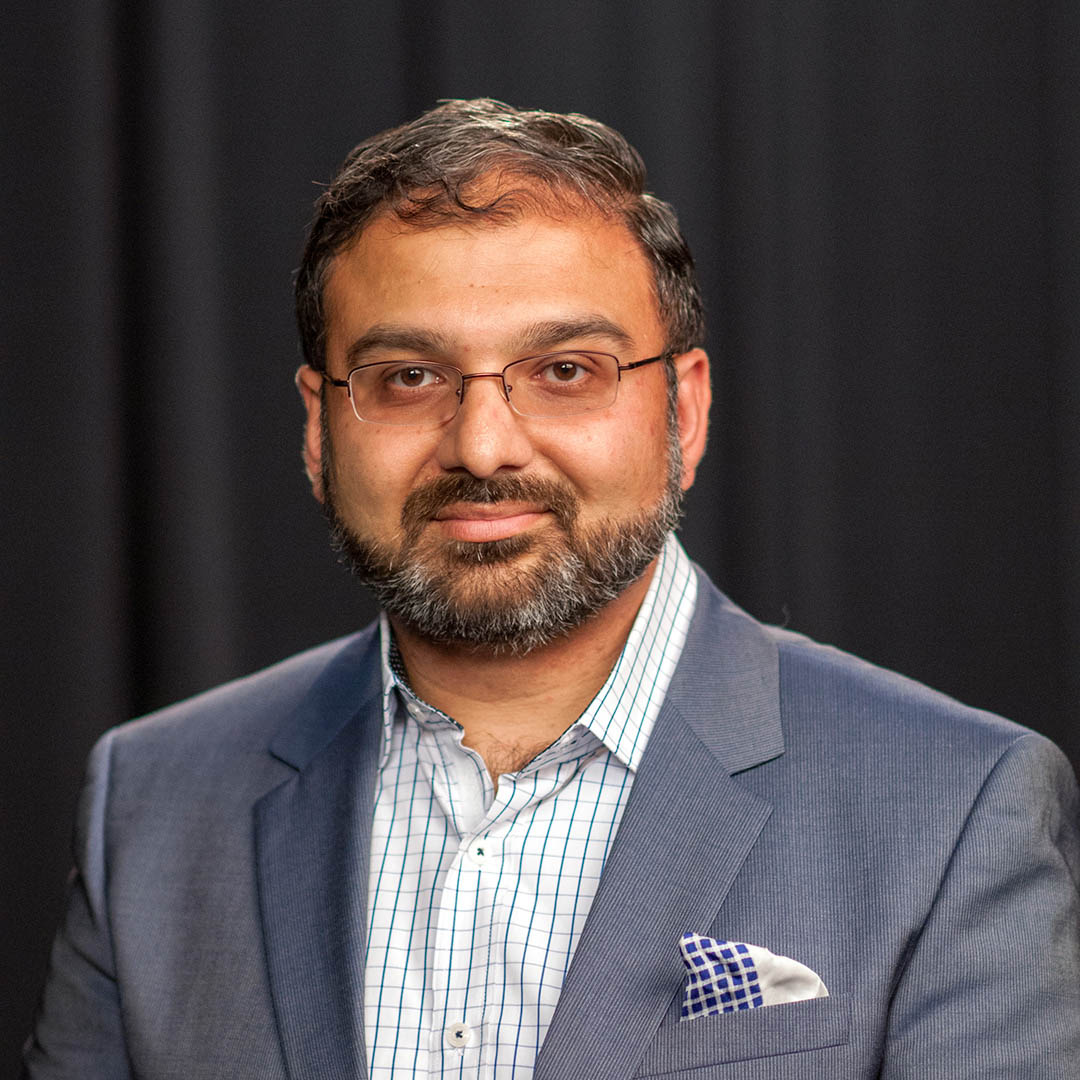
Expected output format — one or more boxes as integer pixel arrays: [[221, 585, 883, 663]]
[[535, 575, 784, 1080], [254, 630, 383, 1080]]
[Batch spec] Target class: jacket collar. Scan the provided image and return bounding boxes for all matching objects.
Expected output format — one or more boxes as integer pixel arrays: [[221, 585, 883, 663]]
[[667, 567, 784, 774], [266, 626, 382, 770]]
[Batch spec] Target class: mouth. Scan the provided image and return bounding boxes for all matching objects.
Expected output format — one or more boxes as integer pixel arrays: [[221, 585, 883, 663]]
[[431, 501, 550, 543]]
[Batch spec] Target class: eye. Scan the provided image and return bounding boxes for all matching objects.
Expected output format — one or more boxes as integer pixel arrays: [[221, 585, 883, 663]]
[[535, 354, 604, 384], [544, 360, 587, 382], [384, 364, 443, 389]]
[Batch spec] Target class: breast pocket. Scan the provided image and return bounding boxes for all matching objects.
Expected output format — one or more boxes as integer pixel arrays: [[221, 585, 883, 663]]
[[634, 994, 851, 1077]]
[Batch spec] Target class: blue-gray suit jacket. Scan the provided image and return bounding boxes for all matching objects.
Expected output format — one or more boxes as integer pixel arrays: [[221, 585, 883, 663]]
[[24, 572, 1080, 1078]]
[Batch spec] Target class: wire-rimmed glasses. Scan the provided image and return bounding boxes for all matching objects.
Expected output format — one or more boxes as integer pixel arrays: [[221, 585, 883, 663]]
[[321, 350, 671, 427]]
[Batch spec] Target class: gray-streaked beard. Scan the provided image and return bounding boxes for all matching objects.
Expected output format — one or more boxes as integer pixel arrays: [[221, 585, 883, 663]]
[[320, 408, 684, 655]]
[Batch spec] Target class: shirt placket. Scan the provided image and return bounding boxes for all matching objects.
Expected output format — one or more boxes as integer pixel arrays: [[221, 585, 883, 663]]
[[417, 718, 494, 1076], [468, 766, 570, 1077], [419, 724, 591, 1078]]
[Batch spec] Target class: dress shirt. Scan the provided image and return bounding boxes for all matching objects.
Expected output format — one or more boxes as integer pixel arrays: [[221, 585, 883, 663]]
[[365, 533, 698, 1079]]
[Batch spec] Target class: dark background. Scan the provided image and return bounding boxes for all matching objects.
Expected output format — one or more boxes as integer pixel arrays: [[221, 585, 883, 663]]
[[4, 0, 1078, 1065]]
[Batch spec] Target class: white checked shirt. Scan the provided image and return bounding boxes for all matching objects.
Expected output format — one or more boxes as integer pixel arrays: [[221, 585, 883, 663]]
[[365, 534, 698, 1079]]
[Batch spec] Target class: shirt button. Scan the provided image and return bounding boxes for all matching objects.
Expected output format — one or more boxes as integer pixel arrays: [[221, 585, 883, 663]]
[[467, 841, 492, 866], [445, 1022, 473, 1047]]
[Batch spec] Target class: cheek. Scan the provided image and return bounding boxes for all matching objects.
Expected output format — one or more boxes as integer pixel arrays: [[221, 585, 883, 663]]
[[329, 421, 453, 521], [550, 415, 669, 505]]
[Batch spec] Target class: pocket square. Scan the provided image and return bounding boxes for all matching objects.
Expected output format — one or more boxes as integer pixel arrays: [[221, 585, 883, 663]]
[[678, 933, 828, 1021]]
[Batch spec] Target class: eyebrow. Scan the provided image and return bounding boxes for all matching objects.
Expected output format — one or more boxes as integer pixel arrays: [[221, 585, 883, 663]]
[[343, 315, 636, 367], [508, 316, 636, 354], [344, 326, 456, 365]]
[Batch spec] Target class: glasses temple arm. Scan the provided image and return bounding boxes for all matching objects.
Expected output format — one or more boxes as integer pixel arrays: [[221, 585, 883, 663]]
[[618, 352, 674, 373]]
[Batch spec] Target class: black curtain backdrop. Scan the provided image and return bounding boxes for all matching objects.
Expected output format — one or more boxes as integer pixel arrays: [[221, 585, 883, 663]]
[[4, 0, 1078, 1064]]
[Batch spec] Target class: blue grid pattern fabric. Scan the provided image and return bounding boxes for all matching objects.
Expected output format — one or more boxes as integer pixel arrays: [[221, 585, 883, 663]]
[[679, 933, 765, 1018]]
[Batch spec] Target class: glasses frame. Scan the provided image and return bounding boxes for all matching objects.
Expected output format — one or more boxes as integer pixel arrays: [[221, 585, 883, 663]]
[[320, 349, 673, 426]]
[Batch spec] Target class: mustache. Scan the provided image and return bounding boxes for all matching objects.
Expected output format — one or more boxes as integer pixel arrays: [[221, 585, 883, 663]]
[[401, 474, 580, 537]]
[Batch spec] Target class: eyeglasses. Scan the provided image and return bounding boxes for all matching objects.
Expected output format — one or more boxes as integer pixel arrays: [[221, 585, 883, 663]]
[[321, 350, 670, 427]]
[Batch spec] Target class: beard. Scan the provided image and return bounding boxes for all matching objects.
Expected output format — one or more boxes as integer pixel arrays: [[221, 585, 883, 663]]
[[319, 406, 685, 655]]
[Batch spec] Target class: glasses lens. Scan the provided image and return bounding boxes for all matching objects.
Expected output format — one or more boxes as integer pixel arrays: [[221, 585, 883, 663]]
[[505, 352, 619, 417], [348, 362, 461, 425]]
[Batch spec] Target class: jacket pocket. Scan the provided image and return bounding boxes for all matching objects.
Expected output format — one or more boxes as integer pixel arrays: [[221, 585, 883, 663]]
[[634, 994, 851, 1076]]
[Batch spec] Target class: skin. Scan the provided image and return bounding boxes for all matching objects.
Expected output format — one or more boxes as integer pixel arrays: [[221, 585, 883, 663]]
[[297, 207, 710, 778]]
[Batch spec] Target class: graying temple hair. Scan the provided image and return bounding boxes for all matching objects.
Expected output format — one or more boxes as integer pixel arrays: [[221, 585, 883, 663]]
[[294, 98, 705, 374]]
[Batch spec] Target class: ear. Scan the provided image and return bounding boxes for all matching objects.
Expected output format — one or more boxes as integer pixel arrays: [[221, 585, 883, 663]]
[[295, 365, 326, 503], [673, 348, 711, 490]]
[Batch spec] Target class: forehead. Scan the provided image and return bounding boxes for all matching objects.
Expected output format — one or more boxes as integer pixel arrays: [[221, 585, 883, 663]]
[[321, 209, 663, 355]]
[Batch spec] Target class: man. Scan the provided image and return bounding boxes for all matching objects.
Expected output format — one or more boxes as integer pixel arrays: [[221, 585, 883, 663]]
[[25, 99, 1080, 1078]]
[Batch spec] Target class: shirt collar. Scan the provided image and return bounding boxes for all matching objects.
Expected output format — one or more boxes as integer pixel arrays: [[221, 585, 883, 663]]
[[572, 533, 697, 770], [377, 533, 698, 772]]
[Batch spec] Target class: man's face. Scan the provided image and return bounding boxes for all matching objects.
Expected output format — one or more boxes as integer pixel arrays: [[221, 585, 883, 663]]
[[298, 208, 709, 653]]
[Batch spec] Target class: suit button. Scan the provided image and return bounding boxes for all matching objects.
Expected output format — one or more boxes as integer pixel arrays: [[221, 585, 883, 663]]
[[445, 1022, 473, 1047]]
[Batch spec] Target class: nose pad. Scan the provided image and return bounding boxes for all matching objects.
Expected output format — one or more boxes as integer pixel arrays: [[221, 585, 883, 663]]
[[458, 371, 511, 408]]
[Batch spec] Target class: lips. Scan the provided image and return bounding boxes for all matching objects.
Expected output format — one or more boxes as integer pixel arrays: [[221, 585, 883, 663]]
[[400, 474, 580, 543], [433, 501, 547, 522], [432, 503, 549, 543]]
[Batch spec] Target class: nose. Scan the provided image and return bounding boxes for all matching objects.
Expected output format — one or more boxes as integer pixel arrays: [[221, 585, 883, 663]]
[[434, 373, 534, 478]]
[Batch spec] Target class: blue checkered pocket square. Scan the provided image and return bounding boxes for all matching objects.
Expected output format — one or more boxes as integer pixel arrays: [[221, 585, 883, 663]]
[[678, 933, 828, 1021]]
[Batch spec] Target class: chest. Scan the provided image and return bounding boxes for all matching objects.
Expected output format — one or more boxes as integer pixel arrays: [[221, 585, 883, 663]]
[[363, 722, 634, 1078]]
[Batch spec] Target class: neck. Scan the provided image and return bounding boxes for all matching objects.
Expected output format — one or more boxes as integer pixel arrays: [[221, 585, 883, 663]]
[[389, 561, 657, 777]]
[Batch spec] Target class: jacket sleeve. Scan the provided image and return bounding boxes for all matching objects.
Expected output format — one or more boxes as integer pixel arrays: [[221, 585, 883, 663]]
[[881, 732, 1080, 1079], [22, 731, 133, 1079]]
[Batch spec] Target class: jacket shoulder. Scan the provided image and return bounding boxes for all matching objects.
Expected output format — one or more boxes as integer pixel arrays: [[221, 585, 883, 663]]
[[690, 568, 1059, 765], [108, 623, 380, 757], [764, 620, 1057, 765]]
